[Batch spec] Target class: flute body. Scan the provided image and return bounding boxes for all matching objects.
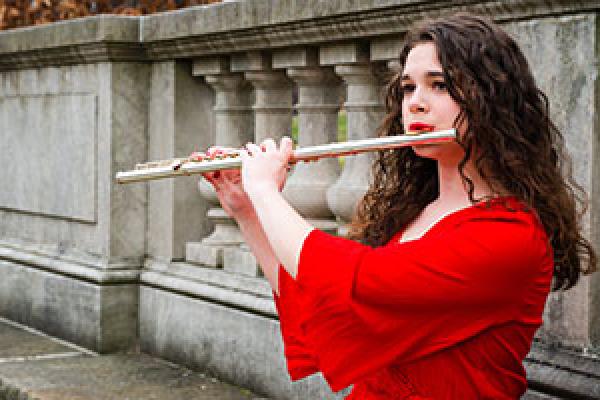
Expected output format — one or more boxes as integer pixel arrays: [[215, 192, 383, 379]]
[[115, 129, 456, 184]]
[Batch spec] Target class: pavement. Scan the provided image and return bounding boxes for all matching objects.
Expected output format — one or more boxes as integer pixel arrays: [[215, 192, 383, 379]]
[[0, 318, 266, 400]]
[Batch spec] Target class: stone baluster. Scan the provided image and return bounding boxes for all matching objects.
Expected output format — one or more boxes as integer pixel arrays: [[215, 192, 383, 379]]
[[273, 47, 342, 233], [186, 57, 254, 268], [321, 43, 386, 236], [147, 61, 215, 264], [222, 52, 294, 276]]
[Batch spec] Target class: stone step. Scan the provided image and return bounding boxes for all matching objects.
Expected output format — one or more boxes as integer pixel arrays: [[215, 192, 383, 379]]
[[0, 319, 266, 400]]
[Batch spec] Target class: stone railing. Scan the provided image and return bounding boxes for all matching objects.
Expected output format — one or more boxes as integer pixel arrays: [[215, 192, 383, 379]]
[[0, 1, 599, 399]]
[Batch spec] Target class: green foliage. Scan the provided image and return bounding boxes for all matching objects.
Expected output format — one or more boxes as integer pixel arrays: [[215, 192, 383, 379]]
[[291, 110, 347, 167], [291, 110, 347, 144]]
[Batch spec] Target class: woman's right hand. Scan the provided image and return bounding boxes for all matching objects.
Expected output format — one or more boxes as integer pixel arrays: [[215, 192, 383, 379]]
[[196, 147, 255, 220]]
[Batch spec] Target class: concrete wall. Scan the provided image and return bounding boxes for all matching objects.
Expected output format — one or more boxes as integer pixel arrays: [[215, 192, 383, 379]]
[[0, 1, 599, 398]]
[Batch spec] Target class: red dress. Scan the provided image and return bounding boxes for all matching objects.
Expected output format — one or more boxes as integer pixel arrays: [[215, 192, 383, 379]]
[[273, 197, 554, 399]]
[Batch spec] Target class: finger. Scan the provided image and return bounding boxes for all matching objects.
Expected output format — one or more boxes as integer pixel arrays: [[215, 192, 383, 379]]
[[238, 149, 250, 161], [190, 151, 206, 161], [206, 146, 234, 158], [262, 138, 277, 153], [221, 168, 241, 182], [206, 147, 218, 158], [246, 142, 262, 156], [202, 171, 219, 186], [201, 172, 213, 183], [280, 136, 293, 160]]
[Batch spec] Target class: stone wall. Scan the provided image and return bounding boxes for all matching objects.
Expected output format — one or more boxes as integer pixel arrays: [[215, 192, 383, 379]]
[[0, 1, 599, 398]]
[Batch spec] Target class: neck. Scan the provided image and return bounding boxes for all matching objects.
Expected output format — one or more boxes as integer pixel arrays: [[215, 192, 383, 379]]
[[436, 157, 498, 207]]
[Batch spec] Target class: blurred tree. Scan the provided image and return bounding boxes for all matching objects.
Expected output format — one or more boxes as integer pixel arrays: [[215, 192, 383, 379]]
[[0, 0, 222, 30]]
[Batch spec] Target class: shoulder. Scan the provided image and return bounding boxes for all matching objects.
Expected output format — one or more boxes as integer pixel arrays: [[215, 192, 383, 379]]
[[451, 196, 553, 264]]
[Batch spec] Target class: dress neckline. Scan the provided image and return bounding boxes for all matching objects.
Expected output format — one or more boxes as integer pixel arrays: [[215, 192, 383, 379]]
[[394, 195, 521, 244]]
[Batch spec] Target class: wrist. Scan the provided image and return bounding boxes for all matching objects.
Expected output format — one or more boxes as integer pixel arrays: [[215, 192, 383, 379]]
[[231, 206, 259, 224], [246, 184, 280, 202]]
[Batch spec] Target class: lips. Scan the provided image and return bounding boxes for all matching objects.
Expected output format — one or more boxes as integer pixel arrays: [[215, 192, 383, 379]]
[[408, 122, 435, 132]]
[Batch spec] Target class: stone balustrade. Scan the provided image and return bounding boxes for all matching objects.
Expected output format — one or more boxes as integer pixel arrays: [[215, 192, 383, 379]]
[[0, 1, 599, 399]]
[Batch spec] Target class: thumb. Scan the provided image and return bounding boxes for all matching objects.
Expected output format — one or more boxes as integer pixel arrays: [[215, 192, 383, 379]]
[[280, 136, 293, 161]]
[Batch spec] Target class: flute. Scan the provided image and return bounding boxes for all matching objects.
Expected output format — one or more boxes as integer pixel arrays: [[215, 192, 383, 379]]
[[115, 129, 456, 184]]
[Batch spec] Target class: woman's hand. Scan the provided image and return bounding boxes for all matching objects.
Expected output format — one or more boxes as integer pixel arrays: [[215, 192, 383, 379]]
[[239, 137, 293, 199], [197, 147, 255, 220]]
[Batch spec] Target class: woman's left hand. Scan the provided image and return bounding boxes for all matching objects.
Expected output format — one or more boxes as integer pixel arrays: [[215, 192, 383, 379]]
[[240, 136, 293, 198]]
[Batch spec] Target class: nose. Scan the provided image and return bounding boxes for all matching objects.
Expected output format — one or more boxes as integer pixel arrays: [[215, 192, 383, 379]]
[[408, 88, 429, 114]]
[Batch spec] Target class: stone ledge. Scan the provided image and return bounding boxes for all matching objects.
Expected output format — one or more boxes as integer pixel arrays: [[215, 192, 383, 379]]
[[0, 16, 140, 53], [140, 0, 600, 41], [524, 342, 600, 399], [0, 16, 143, 71], [142, 0, 600, 59], [0, 243, 139, 284], [1, 0, 599, 70], [0, 260, 138, 353], [0, 43, 146, 71], [140, 265, 278, 319], [145, 259, 272, 297]]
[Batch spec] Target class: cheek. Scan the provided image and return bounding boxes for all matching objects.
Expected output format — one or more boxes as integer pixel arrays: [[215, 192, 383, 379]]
[[438, 97, 466, 133], [401, 97, 409, 117], [441, 99, 461, 121]]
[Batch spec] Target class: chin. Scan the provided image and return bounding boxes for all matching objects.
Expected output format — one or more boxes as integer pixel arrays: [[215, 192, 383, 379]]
[[411, 142, 464, 161], [411, 144, 444, 159]]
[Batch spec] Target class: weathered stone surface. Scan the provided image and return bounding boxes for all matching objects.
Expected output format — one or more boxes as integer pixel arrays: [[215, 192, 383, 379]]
[[320, 42, 369, 66], [272, 47, 318, 69], [1, 1, 599, 70], [144, 260, 273, 301], [140, 0, 600, 43], [327, 64, 383, 234], [140, 265, 275, 317], [370, 34, 405, 61], [0, 93, 96, 222], [521, 391, 562, 400], [147, 61, 214, 262], [0, 354, 261, 400], [283, 67, 341, 221], [192, 56, 230, 76], [139, 286, 347, 400], [231, 52, 272, 73], [186, 242, 223, 268], [0, 2, 599, 399], [0, 61, 149, 268], [524, 347, 600, 399], [0, 17, 143, 70], [0, 320, 76, 358], [0, 16, 140, 53], [0, 65, 102, 259], [223, 247, 259, 277], [504, 14, 600, 349], [102, 62, 149, 265], [0, 318, 264, 400], [0, 260, 137, 353]]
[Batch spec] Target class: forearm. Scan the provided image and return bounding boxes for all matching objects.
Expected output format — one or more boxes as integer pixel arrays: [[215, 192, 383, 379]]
[[235, 211, 283, 294], [248, 188, 314, 279]]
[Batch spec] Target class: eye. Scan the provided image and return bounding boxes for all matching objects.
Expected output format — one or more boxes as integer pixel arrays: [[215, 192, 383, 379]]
[[433, 81, 447, 91], [401, 83, 415, 93]]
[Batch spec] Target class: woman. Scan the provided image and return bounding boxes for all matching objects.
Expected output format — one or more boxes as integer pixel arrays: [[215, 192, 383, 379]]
[[200, 14, 596, 399]]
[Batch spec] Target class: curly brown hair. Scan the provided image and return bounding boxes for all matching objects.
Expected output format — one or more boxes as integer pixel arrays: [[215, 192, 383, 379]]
[[348, 14, 596, 291]]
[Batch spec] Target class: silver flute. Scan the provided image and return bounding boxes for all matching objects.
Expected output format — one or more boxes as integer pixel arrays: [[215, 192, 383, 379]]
[[115, 129, 456, 184]]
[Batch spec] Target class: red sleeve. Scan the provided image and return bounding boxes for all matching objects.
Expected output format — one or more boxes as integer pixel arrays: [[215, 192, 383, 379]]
[[295, 210, 553, 391], [273, 264, 319, 380]]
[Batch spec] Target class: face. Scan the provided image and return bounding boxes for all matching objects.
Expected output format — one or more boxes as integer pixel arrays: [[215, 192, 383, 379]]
[[401, 42, 465, 162]]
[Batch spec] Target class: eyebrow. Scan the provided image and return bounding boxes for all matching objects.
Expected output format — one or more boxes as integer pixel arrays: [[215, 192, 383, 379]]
[[401, 71, 445, 80]]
